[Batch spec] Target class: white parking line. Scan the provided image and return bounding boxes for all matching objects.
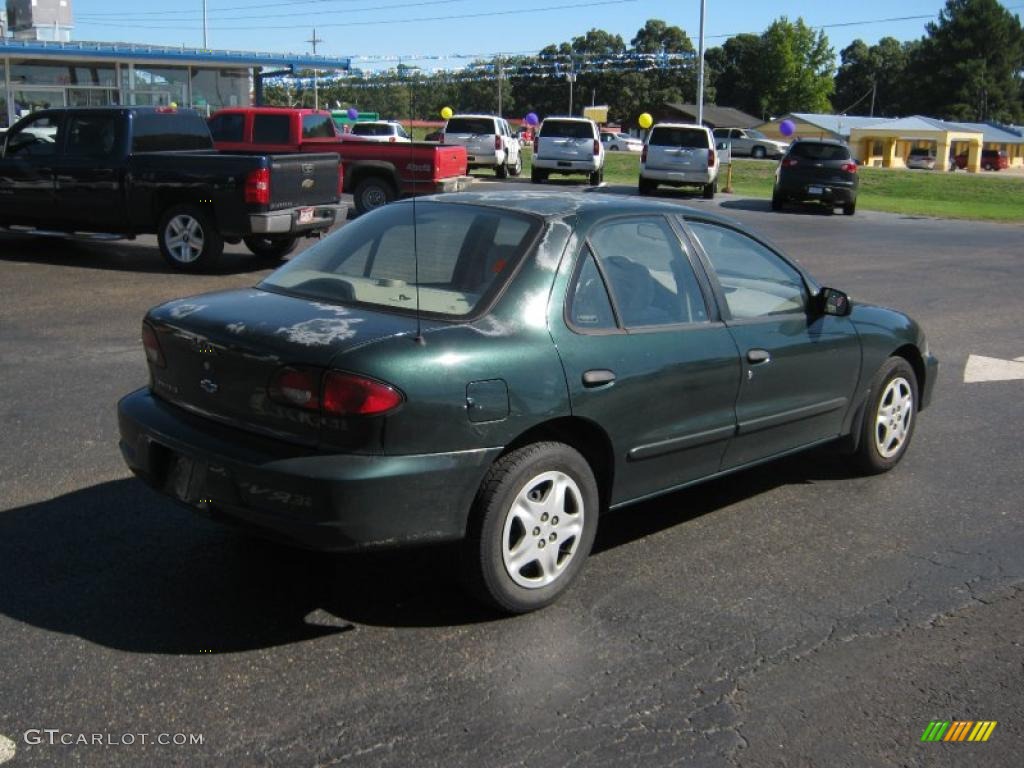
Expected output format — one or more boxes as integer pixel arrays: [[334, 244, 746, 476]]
[[0, 734, 16, 765], [964, 354, 1024, 383]]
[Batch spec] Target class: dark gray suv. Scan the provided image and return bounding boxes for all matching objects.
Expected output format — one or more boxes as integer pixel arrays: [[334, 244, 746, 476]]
[[772, 138, 859, 216]]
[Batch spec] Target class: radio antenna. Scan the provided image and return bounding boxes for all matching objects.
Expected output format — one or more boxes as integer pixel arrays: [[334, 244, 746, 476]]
[[409, 67, 424, 345]]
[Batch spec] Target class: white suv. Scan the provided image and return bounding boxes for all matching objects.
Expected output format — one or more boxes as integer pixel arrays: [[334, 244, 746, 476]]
[[348, 121, 412, 143], [532, 117, 605, 185], [640, 123, 719, 199], [442, 114, 522, 178]]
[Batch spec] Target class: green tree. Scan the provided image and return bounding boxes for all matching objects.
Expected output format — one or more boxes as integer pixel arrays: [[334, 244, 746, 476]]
[[832, 36, 913, 116], [758, 17, 835, 116], [630, 19, 694, 54], [705, 33, 764, 117]]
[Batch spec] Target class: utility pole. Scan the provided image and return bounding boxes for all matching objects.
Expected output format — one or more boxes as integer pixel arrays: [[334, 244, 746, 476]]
[[202, 0, 208, 48], [697, 0, 706, 126], [307, 28, 323, 111], [566, 61, 577, 117], [869, 79, 877, 117], [497, 55, 503, 117]]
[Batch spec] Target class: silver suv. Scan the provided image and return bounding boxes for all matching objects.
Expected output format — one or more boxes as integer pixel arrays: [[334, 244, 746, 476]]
[[640, 123, 720, 199], [531, 117, 605, 186], [442, 114, 522, 178]]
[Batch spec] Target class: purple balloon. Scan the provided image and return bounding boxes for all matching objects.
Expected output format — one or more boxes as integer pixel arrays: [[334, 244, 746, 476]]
[[779, 119, 796, 137], [525, 112, 539, 126], [347, 107, 359, 120]]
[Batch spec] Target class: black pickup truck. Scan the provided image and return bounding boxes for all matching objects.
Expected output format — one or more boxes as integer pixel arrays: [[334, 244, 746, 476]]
[[0, 107, 341, 270]]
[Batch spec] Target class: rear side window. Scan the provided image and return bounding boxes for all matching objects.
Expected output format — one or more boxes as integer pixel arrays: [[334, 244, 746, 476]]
[[66, 115, 117, 157], [789, 142, 851, 161], [208, 113, 245, 142], [445, 118, 495, 135], [261, 202, 540, 319], [649, 127, 709, 148], [253, 114, 291, 144], [540, 121, 595, 139], [302, 114, 336, 139], [132, 111, 213, 152]]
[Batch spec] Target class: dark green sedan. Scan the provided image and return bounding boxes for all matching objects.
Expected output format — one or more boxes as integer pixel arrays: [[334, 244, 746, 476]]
[[118, 192, 937, 613]]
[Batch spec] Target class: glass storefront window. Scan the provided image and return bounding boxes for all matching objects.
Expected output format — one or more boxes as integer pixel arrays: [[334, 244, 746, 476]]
[[11, 89, 67, 120], [131, 66, 189, 106], [189, 68, 250, 113], [10, 59, 116, 88], [0, 63, 6, 128]]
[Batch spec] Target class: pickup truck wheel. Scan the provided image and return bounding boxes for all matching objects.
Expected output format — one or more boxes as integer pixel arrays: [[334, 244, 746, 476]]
[[353, 177, 396, 215], [752, 146, 767, 159], [158, 205, 223, 271], [508, 153, 523, 177], [462, 441, 599, 614], [243, 235, 298, 261]]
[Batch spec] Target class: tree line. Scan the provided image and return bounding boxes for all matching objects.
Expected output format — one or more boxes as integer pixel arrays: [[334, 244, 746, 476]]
[[265, 0, 1024, 127]]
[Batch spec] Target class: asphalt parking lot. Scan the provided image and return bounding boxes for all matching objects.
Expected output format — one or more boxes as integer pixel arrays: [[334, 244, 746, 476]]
[[1, 185, 1022, 767]]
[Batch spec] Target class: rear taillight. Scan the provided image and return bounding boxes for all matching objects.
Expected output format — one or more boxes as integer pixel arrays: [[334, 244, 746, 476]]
[[268, 366, 321, 411], [323, 372, 404, 416], [245, 167, 271, 205], [782, 157, 799, 167], [708, 148, 716, 166], [495, 135, 502, 151], [142, 323, 165, 368], [593, 139, 600, 156], [337, 167, 345, 197], [268, 368, 404, 417], [641, 145, 648, 162], [841, 161, 858, 174]]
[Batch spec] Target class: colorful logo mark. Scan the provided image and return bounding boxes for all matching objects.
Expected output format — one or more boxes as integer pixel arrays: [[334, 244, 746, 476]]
[[921, 721, 997, 742]]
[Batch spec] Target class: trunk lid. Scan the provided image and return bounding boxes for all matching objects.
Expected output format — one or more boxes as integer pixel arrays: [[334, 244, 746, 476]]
[[145, 288, 418, 447], [267, 153, 340, 211]]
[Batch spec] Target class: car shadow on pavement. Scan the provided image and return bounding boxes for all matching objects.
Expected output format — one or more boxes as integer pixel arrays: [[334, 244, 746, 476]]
[[0, 233, 271, 275], [0, 450, 859, 651], [718, 198, 837, 216]]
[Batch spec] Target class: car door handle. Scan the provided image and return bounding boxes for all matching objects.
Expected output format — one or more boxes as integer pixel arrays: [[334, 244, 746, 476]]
[[582, 369, 616, 387], [747, 349, 771, 365]]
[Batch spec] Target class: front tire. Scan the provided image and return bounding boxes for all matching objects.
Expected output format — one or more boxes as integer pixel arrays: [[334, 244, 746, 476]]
[[854, 357, 918, 474], [353, 177, 396, 215], [157, 204, 223, 272], [752, 146, 767, 159], [243, 235, 298, 261], [462, 442, 599, 614]]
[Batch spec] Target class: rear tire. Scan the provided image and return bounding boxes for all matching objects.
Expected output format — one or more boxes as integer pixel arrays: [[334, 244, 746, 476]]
[[508, 152, 523, 177], [461, 442, 599, 614], [843, 201, 856, 216], [703, 180, 716, 199], [496, 159, 509, 179], [157, 204, 223, 272], [353, 177, 396, 215], [771, 191, 784, 211], [589, 168, 602, 186], [243, 235, 298, 261], [752, 146, 767, 159], [530, 167, 547, 184], [853, 357, 918, 475], [638, 178, 656, 196]]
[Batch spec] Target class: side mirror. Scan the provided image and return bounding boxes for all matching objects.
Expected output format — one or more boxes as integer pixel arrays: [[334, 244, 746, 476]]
[[819, 287, 851, 317]]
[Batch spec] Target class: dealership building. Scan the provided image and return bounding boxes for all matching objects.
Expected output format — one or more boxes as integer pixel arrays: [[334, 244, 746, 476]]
[[0, 0, 350, 128]]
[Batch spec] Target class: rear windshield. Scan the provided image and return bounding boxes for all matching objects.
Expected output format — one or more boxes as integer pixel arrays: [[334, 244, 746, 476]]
[[540, 121, 595, 139], [789, 142, 851, 161], [208, 112, 245, 142], [260, 202, 541, 319], [352, 123, 394, 136], [909, 147, 933, 156], [131, 111, 212, 152], [649, 127, 709, 148], [445, 118, 495, 135]]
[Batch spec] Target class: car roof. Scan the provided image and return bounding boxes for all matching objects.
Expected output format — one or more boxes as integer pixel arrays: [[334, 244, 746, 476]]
[[652, 122, 709, 130], [448, 114, 501, 120], [411, 190, 740, 224], [543, 116, 595, 123], [790, 137, 847, 146]]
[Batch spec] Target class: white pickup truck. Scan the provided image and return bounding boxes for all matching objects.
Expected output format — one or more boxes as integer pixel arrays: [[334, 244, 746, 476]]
[[531, 117, 605, 186], [442, 114, 522, 178], [639, 123, 719, 199]]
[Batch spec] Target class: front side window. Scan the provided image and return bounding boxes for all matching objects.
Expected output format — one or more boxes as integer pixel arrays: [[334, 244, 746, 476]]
[[587, 217, 708, 328], [687, 221, 807, 319], [4, 114, 62, 158], [261, 202, 540, 318]]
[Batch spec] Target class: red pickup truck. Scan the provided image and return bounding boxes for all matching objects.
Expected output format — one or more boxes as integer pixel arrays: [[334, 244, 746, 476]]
[[209, 107, 469, 214]]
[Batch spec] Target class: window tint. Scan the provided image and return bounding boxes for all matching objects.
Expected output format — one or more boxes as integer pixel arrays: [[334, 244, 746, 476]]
[[589, 217, 708, 328], [540, 120, 595, 139], [788, 142, 851, 161], [729, 129, 743, 139], [253, 113, 291, 144], [649, 127, 709, 148], [713, 128, 728, 139], [687, 221, 806, 319], [208, 112, 245, 142], [5, 114, 62, 158], [132, 111, 212, 152], [302, 114, 336, 139], [569, 248, 616, 330], [445, 117, 495, 135], [66, 115, 117, 157], [352, 123, 394, 137], [261, 202, 539, 318]]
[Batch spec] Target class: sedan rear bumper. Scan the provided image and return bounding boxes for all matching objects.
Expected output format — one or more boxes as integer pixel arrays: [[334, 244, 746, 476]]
[[776, 179, 856, 204], [117, 388, 501, 552]]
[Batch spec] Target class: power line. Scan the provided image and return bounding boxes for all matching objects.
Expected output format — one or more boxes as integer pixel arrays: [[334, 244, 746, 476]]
[[76, 0, 473, 23]]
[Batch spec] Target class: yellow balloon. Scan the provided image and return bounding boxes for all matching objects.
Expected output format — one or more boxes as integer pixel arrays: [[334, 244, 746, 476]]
[[440, 106, 453, 120], [638, 112, 653, 129]]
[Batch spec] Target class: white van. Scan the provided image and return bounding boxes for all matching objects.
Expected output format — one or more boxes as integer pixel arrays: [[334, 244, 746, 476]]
[[442, 114, 522, 178], [640, 123, 719, 198], [531, 117, 605, 186]]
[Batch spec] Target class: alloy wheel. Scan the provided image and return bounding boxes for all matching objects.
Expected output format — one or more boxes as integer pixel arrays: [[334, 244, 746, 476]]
[[164, 215, 205, 264], [875, 376, 914, 458]]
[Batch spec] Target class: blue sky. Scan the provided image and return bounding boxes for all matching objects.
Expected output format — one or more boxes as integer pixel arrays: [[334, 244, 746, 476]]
[[68, 0, 1022, 70]]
